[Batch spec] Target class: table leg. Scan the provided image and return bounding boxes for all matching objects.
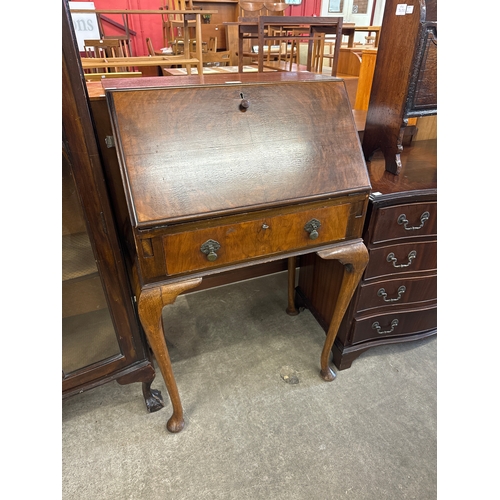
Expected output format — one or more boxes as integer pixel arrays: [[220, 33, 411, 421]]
[[137, 278, 202, 432], [183, 18, 190, 71], [306, 36, 313, 72], [258, 21, 265, 72], [316, 240, 369, 381], [286, 256, 299, 316], [238, 28, 244, 72], [195, 13, 203, 74]]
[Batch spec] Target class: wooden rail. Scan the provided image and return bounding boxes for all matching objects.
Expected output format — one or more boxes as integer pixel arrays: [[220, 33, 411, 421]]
[[80, 55, 201, 73]]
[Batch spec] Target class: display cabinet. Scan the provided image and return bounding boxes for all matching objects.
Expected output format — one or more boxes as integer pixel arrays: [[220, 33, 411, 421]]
[[62, 1, 163, 412]]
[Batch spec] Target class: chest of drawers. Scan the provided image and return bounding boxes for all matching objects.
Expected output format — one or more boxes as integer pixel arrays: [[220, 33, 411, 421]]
[[295, 140, 437, 370], [102, 73, 372, 431]]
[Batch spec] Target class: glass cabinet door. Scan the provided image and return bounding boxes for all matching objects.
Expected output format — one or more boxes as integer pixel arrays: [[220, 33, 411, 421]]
[[62, 151, 121, 375]]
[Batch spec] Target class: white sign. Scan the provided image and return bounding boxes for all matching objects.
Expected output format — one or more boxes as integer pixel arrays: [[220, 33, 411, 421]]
[[395, 4, 407, 15], [69, 2, 100, 51]]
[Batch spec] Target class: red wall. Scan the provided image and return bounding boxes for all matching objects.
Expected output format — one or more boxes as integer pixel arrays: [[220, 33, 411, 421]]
[[288, 0, 321, 17], [77, 0, 167, 57], [75, 0, 322, 56]]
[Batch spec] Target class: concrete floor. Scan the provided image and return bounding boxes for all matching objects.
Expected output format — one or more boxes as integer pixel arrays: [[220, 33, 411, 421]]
[[62, 271, 437, 500]]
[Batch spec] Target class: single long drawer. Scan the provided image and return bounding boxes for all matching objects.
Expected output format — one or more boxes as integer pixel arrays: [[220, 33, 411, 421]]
[[164, 202, 353, 275], [370, 202, 437, 245], [356, 274, 437, 313], [364, 241, 437, 280], [350, 305, 437, 345]]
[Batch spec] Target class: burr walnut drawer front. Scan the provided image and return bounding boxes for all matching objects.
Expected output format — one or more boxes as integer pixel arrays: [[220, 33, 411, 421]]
[[370, 202, 437, 245], [163, 203, 354, 275], [350, 305, 437, 345], [356, 274, 437, 313], [364, 240, 437, 280]]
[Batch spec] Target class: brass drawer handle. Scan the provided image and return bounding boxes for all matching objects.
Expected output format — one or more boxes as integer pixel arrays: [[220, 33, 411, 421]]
[[304, 218, 321, 239], [397, 211, 430, 231], [200, 239, 221, 261], [377, 286, 406, 302], [387, 250, 417, 268], [372, 319, 399, 335]]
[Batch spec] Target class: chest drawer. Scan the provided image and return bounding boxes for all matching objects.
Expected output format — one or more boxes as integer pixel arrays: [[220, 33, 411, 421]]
[[364, 240, 437, 280], [356, 274, 437, 313], [350, 305, 437, 345], [164, 202, 354, 275], [370, 202, 437, 245]]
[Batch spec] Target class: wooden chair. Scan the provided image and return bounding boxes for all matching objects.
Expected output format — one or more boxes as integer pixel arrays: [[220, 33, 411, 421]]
[[238, 2, 294, 70], [238, 0, 288, 18], [84, 39, 128, 72], [207, 37, 217, 52], [162, 0, 197, 51], [146, 37, 156, 57], [238, 1, 264, 19], [191, 50, 231, 67], [105, 36, 132, 57], [310, 32, 325, 73]]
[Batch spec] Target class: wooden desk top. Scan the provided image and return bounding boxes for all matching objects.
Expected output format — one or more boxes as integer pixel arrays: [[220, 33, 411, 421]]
[[86, 72, 345, 99], [367, 139, 437, 195], [86, 81, 106, 100]]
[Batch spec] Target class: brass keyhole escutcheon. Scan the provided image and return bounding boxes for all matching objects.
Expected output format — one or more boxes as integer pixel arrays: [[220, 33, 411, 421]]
[[304, 218, 321, 239], [200, 239, 221, 262]]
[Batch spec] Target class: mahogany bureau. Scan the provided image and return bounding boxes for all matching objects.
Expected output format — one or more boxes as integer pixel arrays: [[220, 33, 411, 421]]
[[295, 140, 437, 370], [100, 73, 372, 432]]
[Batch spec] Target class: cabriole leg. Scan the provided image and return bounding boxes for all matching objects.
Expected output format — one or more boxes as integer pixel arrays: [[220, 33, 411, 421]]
[[137, 278, 202, 432], [316, 240, 369, 381]]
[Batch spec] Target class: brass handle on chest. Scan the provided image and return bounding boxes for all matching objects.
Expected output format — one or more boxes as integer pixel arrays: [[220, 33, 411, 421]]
[[200, 239, 221, 261], [397, 211, 430, 231], [387, 250, 416, 268], [304, 218, 321, 239], [377, 286, 406, 303], [372, 319, 399, 335]]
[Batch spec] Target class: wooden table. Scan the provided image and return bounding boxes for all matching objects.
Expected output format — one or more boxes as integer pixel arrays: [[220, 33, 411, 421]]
[[101, 73, 371, 432], [225, 16, 344, 75], [341, 25, 381, 48]]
